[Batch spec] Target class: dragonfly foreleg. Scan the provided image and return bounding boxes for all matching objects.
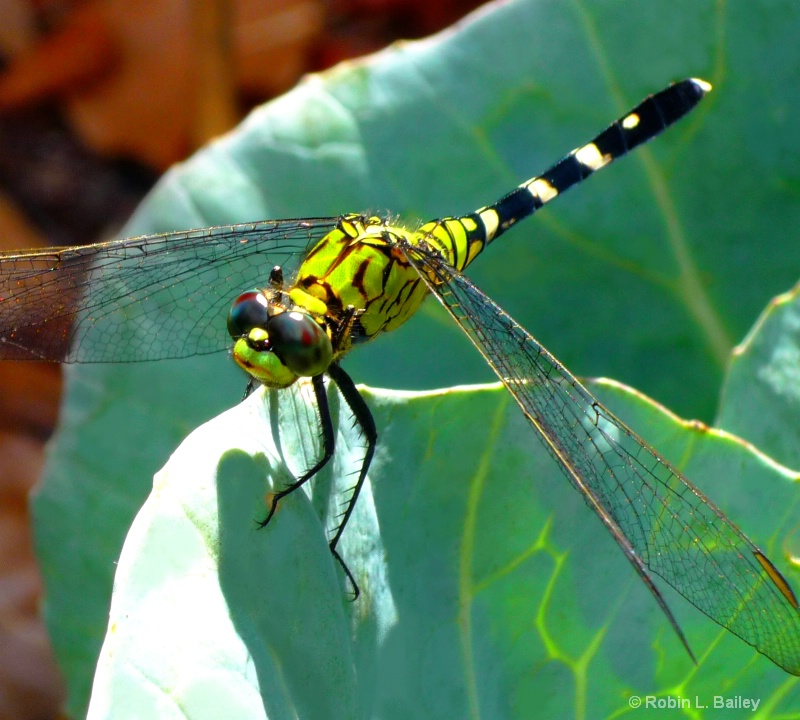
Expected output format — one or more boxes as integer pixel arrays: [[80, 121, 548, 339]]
[[330, 303, 367, 353], [258, 373, 335, 528], [241, 377, 256, 401]]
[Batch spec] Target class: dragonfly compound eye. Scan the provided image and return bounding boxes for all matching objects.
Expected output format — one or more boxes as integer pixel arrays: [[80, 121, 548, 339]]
[[266, 311, 333, 377], [227, 290, 270, 339]]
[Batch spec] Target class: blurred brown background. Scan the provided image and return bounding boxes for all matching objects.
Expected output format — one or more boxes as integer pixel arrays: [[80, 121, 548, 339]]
[[0, 0, 483, 717]]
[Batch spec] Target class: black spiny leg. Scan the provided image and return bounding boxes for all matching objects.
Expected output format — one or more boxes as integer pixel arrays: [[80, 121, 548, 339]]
[[258, 373, 335, 528], [242, 377, 256, 401], [326, 361, 378, 598]]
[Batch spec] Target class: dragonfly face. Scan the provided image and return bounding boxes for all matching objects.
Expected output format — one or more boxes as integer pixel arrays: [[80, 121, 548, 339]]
[[227, 281, 334, 389], [228, 296, 333, 388]]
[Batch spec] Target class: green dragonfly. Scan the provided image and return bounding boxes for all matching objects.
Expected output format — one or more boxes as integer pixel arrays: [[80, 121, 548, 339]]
[[2, 78, 799, 674]]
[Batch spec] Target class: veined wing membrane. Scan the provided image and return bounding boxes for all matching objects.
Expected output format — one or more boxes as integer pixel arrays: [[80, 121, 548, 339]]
[[404, 241, 800, 675], [0, 218, 339, 362]]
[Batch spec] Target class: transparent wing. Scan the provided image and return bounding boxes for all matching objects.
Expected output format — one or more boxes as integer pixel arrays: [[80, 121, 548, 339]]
[[404, 241, 800, 675], [0, 218, 340, 362]]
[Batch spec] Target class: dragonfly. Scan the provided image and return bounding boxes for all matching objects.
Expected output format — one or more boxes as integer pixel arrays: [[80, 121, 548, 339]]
[[2, 77, 799, 675]]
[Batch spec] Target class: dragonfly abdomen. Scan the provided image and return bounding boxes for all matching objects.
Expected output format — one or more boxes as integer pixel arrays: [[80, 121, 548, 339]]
[[416, 78, 710, 275]]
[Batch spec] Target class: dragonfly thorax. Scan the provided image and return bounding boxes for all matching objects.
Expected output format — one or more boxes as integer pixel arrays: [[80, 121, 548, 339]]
[[293, 214, 431, 348]]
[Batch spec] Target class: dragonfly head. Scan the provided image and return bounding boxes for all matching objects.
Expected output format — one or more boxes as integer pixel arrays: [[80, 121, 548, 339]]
[[227, 289, 333, 388]]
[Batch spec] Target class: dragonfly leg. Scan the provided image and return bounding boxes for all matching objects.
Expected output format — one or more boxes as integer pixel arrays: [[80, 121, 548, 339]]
[[258, 371, 363, 597], [331, 303, 367, 350], [258, 373, 335, 528], [326, 362, 377, 555], [241, 377, 256, 401]]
